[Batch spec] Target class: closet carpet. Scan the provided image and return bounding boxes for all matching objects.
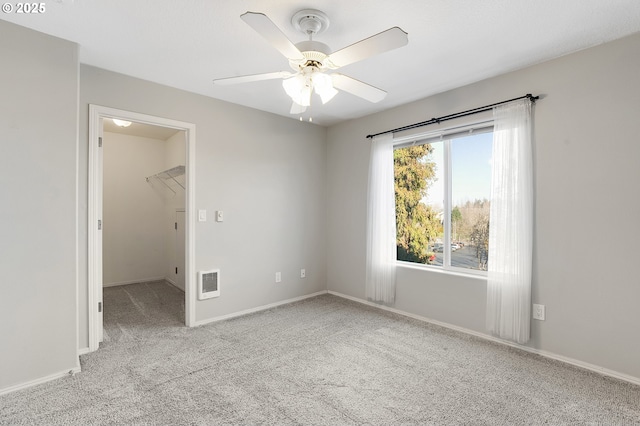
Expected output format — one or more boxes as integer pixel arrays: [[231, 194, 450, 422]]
[[1, 281, 639, 425]]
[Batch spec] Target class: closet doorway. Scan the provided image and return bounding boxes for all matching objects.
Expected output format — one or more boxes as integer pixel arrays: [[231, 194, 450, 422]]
[[88, 105, 196, 352]]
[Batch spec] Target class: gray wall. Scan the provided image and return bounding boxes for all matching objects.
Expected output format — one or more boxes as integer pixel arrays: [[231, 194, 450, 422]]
[[326, 32, 640, 380], [0, 21, 79, 389], [78, 66, 327, 347], [102, 132, 168, 286]]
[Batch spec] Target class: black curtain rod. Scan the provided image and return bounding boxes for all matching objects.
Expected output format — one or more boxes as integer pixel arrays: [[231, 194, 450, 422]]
[[366, 93, 539, 139]]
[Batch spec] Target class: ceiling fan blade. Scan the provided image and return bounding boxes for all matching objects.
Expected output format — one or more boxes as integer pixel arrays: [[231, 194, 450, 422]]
[[241, 12, 304, 61], [327, 27, 408, 68], [331, 74, 387, 103], [213, 71, 293, 86]]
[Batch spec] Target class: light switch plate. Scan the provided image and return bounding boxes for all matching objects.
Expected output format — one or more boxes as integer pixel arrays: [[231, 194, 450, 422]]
[[216, 210, 224, 222], [198, 209, 206, 222]]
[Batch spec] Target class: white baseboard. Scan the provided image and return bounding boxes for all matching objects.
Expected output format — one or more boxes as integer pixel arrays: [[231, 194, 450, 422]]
[[103, 276, 166, 288], [78, 347, 90, 356], [0, 365, 82, 396], [193, 290, 328, 327], [164, 277, 185, 292], [327, 290, 640, 387]]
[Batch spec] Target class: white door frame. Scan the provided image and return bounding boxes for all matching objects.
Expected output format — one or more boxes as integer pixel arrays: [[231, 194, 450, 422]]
[[88, 105, 196, 352]]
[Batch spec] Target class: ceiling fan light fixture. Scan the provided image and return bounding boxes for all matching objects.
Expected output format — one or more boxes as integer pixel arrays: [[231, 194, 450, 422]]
[[313, 72, 338, 104], [299, 85, 312, 106], [283, 71, 336, 108], [283, 75, 311, 107], [282, 75, 303, 100]]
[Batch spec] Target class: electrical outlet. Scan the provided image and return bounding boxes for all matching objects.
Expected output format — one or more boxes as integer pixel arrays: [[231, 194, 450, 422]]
[[275, 272, 281, 283], [533, 304, 545, 320], [300, 269, 306, 278]]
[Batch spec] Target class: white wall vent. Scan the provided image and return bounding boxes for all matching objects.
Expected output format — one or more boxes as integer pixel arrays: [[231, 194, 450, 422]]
[[198, 269, 220, 300]]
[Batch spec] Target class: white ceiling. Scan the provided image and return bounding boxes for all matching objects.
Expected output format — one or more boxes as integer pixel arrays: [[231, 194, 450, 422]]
[[3, 0, 640, 126]]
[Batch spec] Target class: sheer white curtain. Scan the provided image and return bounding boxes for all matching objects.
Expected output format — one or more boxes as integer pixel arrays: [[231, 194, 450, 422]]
[[486, 99, 534, 344], [365, 133, 397, 304]]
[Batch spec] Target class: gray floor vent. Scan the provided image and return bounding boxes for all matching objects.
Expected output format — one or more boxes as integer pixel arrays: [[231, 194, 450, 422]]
[[198, 269, 220, 300]]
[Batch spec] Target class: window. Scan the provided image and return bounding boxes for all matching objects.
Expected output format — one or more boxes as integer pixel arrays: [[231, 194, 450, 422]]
[[394, 124, 493, 274]]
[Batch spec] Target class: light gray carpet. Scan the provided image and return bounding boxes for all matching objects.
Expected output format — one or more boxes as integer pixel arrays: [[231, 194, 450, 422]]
[[1, 281, 639, 425]]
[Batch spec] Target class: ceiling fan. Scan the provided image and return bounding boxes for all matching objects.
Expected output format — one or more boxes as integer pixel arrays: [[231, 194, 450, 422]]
[[213, 9, 408, 116]]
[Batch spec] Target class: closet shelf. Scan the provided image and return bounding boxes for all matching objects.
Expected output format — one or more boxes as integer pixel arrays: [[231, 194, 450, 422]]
[[146, 165, 185, 193]]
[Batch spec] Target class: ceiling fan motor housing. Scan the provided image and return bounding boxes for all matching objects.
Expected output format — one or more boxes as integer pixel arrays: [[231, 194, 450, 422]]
[[290, 40, 332, 70]]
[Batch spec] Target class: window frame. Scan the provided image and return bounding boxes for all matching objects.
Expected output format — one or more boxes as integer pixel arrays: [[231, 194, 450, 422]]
[[392, 120, 494, 277]]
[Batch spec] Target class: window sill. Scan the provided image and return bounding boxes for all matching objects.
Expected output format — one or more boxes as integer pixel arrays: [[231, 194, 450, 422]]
[[396, 261, 488, 281]]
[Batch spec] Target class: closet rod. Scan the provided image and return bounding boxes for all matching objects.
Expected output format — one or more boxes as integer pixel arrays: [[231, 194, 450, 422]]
[[366, 93, 539, 139]]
